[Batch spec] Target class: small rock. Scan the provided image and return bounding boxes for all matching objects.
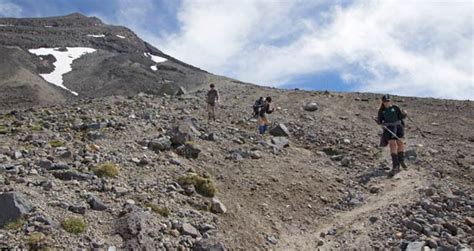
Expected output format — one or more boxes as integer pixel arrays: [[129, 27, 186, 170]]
[[266, 235, 278, 245], [88, 196, 107, 211], [465, 217, 474, 227], [113, 187, 128, 196], [341, 157, 351, 167], [442, 222, 458, 236], [37, 159, 53, 169], [181, 223, 200, 237], [406, 241, 425, 251], [271, 137, 290, 148], [211, 199, 227, 214], [176, 143, 201, 159], [250, 151, 262, 159], [369, 216, 378, 223], [193, 237, 226, 251], [69, 203, 87, 214], [303, 102, 319, 112], [404, 220, 423, 232]]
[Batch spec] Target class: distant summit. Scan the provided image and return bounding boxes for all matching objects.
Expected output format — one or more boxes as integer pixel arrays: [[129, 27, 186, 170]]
[[0, 13, 216, 110]]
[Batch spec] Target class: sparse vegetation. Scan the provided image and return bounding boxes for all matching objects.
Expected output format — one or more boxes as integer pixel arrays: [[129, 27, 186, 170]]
[[3, 218, 25, 230], [0, 124, 8, 134], [29, 122, 44, 131], [94, 162, 119, 178], [48, 139, 64, 148], [61, 217, 86, 234], [144, 203, 170, 217], [27, 232, 49, 249], [178, 173, 216, 197]]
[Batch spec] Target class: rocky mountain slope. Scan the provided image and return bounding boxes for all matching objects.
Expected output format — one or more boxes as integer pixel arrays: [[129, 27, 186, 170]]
[[0, 13, 216, 110], [0, 74, 473, 250]]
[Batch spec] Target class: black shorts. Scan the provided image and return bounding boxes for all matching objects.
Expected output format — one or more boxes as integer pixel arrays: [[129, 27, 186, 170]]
[[383, 125, 404, 141], [207, 101, 216, 107]]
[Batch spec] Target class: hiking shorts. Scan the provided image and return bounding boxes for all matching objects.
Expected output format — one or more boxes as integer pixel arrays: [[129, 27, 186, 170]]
[[207, 101, 216, 107], [258, 115, 269, 125], [383, 124, 404, 141]]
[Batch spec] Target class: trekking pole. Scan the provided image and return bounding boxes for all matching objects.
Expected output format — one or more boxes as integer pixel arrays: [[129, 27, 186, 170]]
[[372, 117, 401, 140], [406, 115, 427, 138]]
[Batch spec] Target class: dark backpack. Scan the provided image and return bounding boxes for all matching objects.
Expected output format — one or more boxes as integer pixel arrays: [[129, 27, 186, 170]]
[[252, 97, 264, 117]]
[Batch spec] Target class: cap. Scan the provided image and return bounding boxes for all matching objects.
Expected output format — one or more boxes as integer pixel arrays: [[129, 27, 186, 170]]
[[382, 94, 391, 102]]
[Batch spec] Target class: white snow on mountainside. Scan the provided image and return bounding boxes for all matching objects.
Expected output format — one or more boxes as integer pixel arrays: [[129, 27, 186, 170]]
[[145, 52, 167, 63], [28, 47, 96, 96]]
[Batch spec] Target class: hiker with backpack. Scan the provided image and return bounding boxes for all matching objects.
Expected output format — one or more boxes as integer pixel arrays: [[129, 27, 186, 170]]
[[252, 97, 264, 118], [206, 84, 220, 121], [257, 97, 274, 135], [376, 94, 408, 177]]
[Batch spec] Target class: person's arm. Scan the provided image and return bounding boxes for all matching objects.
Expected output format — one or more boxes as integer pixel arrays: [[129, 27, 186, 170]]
[[395, 106, 407, 119], [266, 104, 274, 114], [377, 109, 384, 124]]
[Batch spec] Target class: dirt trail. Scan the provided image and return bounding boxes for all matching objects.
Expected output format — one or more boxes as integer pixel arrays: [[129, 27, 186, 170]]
[[278, 138, 431, 250]]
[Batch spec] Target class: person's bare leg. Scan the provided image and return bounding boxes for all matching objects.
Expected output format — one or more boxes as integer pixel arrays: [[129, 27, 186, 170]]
[[212, 105, 216, 121], [207, 104, 212, 121]]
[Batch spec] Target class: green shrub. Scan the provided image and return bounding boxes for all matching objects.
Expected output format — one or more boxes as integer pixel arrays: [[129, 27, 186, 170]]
[[144, 203, 170, 217], [94, 162, 119, 178], [61, 217, 86, 234], [177, 173, 216, 197], [27, 232, 49, 249], [3, 218, 25, 230], [0, 124, 9, 134], [48, 139, 64, 148], [29, 123, 43, 132]]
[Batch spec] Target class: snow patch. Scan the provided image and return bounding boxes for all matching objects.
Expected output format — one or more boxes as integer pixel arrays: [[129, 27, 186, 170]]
[[116, 35, 126, 39], [87, 34, 105, 38], [44, 25, 53, 28], [150, 65, 158, 71], [0, 24, 14, 27], [145, 52, 167, 63], [28, 47, 96, 96]]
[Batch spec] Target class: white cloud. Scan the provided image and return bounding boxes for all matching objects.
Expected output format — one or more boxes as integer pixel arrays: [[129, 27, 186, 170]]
[[154, 0, 473, 100], [0, 1, 23, 17]]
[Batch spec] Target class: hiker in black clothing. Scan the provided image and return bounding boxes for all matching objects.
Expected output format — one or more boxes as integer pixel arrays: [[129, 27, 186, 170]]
[[257, 97, 274, 134], [377, 94, 408, 177], [206, 84, 220, 121]]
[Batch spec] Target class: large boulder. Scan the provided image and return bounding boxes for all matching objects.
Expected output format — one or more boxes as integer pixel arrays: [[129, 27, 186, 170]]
[[269, 124, 290, 137], [0, 192, 33, 227], [167, 119, 201, 146], [115, 205, 162, 250], [148, 136, 172, 152]]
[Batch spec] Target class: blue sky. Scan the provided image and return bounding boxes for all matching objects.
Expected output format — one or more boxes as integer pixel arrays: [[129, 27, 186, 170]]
[[0, 0, 473, 100]]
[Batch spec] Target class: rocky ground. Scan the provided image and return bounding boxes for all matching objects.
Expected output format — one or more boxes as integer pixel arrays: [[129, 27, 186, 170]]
[[0, 77, 473, 250]]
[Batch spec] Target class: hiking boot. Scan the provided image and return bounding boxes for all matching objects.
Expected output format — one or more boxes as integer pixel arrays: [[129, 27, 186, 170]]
[[388, 153, 400, 178], [387, 166, 400, 178], [398, 151, 408, 169]]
